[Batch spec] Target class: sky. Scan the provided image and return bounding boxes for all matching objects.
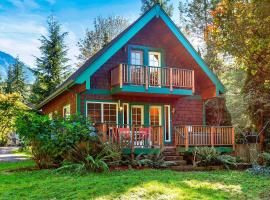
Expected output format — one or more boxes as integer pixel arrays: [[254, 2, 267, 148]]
[[0, 0, 179, 68]]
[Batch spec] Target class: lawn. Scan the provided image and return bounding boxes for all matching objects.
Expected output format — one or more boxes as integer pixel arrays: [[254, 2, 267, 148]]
[[0, 161, 269, 200]]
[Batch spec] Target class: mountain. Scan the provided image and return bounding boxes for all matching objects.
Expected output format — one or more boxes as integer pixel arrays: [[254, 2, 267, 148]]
[[0, 51, 35, 83]]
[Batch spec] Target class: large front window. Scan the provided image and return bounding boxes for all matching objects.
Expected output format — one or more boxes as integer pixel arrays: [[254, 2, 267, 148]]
[[87, 102, 117, 124]]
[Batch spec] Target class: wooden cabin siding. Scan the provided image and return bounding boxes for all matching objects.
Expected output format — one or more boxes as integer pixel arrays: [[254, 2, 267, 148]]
[[90, 17, 216, 98], [41, 84, 85, 116]]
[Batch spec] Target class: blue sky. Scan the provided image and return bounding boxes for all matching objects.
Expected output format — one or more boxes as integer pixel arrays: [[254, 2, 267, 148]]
[[0, 0, 179, 68]]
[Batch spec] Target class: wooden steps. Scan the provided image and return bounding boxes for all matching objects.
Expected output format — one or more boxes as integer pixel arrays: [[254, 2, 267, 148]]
[[162, 147, 187, 166]]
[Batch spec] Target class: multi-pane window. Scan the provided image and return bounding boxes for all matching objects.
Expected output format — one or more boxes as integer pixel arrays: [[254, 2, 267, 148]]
[[87, 102, 117, 124], [63, 104, 70, 119], [131, 50, 143, 65], [87, 103, 102, 123], [131, 106, 144, 125], [149, 52, 160, 67], [103, 104, 117, 124], [150, 106, 161, 126]]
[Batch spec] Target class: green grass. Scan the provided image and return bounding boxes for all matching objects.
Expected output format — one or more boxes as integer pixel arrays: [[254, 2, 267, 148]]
[[0, 161, 269, 200]]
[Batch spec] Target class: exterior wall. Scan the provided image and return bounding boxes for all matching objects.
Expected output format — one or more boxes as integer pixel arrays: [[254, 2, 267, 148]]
[[91, 17, 216, 98], [41, 84, 85, 116]]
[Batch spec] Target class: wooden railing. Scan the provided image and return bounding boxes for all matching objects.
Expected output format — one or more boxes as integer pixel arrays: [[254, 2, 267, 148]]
[[175, 125, 235, 150], [94, 124, 164, 150], [111, 64, 195, 92]]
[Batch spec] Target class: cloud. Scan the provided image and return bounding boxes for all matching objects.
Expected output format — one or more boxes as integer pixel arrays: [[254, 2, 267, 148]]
[[46, 0, 55, 5], [7, 0, 39, 10]]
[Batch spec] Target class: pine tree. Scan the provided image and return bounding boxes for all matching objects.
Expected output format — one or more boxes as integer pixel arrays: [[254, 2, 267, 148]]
[[31, 15, 69, 104], [141, 0, 173, 17], [4, 63, 14, 94], [4, 57, 27, 98]]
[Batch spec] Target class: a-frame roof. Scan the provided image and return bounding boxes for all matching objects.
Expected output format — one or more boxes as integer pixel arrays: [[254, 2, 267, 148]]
[[37, 4, 224, 109]]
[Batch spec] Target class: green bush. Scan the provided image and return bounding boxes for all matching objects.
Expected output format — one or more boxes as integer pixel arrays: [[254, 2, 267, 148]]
[[193, 147, 237, 168], [261, 152, 270, 167], [16, 112, 97, 169]]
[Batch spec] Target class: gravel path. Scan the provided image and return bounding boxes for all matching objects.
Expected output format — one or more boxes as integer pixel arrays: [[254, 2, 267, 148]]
[[0, 147, 29, 162]]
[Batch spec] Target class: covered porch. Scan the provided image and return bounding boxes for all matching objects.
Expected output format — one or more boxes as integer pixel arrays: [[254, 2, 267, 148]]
[[94, 123, 235, 154]]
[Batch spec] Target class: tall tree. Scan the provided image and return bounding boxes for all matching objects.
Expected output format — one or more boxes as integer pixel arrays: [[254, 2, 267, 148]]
[[77, 16, 129, 64], [31, 15, 69, 104], [210, 0, 270, 151], [178, 0, 223, 74], [141, 0, 174, 17], [4, 57, 26, 98]]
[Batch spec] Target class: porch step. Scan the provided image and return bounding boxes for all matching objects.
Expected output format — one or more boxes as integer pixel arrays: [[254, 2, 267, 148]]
[[162, 147, 187, 166], [164, 155, 183, 161]]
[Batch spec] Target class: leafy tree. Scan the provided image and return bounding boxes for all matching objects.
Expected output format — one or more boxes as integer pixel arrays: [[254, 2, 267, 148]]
[[141, 0, 174, 17], [31, 15, 69, 104], [4, 57, 27, 98], [209, 0, 270, 150], [0, 93, 27, 145], [77, 16, 129, 64]]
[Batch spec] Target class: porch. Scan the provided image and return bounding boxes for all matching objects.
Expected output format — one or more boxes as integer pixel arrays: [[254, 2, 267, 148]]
[[94, 124, 235, 154]]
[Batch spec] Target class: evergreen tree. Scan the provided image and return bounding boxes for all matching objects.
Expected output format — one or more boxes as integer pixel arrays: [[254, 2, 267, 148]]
[[77, 16, 129, 65], [4, 65, 13, 94], [141, 0, 174, 17], [31, 15, 69, 104], [4, 57, 27, 98], [178, 0, 223, 74]]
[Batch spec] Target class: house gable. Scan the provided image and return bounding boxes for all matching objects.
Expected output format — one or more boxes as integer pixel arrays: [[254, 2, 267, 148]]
[[75, 4, 224, 95]]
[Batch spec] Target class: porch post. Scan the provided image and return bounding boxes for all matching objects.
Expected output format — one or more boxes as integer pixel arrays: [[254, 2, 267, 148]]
[[131, 125, 135, 160], [184, 126, 189, 151], [145, 66, 148, 90], [192, 70, 195, 93], [232, 127, 235, 150], [170, 68, 173, 92], [211, 127, 215, 147], [119, 64, 123, 88]]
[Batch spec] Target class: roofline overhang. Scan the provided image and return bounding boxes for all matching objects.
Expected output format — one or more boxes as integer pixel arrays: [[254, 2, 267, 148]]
[[35, 79, 75, 110]]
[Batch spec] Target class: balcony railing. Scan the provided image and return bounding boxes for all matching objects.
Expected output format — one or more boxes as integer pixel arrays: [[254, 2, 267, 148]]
[[111, 64, 195, 92], [174, 125, 235, 150]]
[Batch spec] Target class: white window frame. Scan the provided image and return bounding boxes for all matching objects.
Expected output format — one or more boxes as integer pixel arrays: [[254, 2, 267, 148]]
[[63, 104, 71, 118], [86, 101, 118, 124], [122, 103, 129, 127], [164, 105, 171, 142], [131, 105, 144, 125], [149, 106, 162, 126], [131, 50, 144, 65]]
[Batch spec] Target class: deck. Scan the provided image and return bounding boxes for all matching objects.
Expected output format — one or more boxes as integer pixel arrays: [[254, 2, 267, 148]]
[[94, 124, 235, 154], [110, 64, 195, 95]]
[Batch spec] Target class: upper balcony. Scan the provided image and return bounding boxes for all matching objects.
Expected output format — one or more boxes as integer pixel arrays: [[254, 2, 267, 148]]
[[110, 64, 195, 96]]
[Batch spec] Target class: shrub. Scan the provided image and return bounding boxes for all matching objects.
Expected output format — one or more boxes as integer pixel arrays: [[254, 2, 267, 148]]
[[193, 147, 220, 166], [16, 112, 97, 168], [261, 152, 270, 167], [193, 147, 237, 168], [64, 141, 121, 172]]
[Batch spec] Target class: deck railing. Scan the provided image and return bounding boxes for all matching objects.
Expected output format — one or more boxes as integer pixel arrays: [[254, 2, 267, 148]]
[[111, 64, 195, 92], [175, 125, 235, 150], [94, 123, 164, 150]]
